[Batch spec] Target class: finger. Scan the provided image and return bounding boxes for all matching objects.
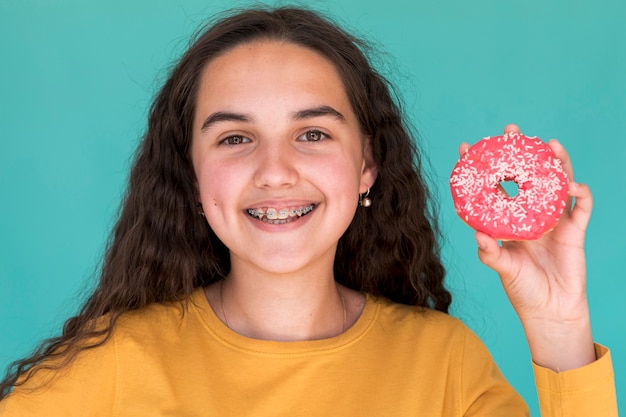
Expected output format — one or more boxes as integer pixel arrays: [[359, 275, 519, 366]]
[[497, 183, 510, 198], [548, 139, 575, 182], [567, 182, 593, 231], [475, 231, 511, 277], [458, 142, 471, 157], [504, 124, 521, 134], [547, 139, 577, 214]]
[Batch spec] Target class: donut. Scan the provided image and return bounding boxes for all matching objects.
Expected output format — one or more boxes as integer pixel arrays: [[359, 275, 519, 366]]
[[449, 132, 569, 240]]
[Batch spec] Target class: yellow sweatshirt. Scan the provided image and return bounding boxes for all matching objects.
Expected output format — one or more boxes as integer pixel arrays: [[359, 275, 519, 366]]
[[0, 288, 617, 416]]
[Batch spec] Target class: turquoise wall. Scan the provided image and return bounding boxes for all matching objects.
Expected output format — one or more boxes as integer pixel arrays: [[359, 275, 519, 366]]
[[1, 0, 623, 414]]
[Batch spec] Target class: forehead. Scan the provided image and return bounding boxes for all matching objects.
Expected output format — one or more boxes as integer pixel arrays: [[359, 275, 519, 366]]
[[203, 40, 342, 81], [194, 41, 354, 117]]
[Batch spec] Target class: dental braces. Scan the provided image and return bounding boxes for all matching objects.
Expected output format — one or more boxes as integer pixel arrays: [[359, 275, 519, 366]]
[[247, 204, 314, 220]]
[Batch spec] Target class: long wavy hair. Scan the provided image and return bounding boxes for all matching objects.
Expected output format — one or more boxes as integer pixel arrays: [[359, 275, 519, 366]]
[[0, 6, 450, 398]]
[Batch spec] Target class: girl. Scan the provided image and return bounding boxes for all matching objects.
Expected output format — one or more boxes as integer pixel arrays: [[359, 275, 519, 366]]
[[0, 6, 616, 416]]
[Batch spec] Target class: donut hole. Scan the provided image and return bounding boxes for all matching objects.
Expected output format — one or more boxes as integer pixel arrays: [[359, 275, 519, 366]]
[[498, 180, 519, 198]]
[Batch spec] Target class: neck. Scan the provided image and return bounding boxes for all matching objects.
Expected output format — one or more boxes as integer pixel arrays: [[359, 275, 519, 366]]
[[207, 266, 351, 341]]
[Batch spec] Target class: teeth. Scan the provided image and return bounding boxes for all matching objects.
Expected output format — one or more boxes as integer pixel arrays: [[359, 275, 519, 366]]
[[266, 208, 278, 220], [247, 204, 314, 221]]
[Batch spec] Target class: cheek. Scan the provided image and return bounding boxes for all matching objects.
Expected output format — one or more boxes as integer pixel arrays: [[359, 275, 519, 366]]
[[308, 157, 362, 228], [195, 161, 236, 210], [318, 152, 363, 191]]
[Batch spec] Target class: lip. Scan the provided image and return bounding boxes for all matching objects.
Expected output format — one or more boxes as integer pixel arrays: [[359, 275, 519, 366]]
[[244, 200, 318, 231], [244, 199, 317, 209]]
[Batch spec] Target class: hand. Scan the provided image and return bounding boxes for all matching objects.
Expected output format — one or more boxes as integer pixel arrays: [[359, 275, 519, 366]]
[[459, 124, 596, 371]]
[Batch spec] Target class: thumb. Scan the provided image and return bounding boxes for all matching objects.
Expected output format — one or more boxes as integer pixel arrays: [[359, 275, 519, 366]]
[[475, 232, 509, 276]]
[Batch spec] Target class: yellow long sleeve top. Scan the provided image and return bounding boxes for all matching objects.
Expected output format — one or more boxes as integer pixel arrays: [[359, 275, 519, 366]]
[[0, 288, 617, 416]]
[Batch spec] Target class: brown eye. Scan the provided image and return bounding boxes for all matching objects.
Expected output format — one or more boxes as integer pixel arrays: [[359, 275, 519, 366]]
[[298, 130, 328, 142], [221, 135, 250, 145]]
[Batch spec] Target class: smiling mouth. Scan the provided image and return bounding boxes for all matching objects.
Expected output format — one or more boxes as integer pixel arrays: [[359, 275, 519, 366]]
[[247, 204, 315, 224]]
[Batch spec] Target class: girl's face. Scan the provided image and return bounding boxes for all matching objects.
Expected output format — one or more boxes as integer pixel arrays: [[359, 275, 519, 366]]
[[191, 41, 376, 276]]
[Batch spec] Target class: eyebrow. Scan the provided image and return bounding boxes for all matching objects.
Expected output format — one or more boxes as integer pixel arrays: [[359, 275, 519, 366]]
[[291, 105, 346, 123], [200, 105, 346, 132], [201, 111, 251, 131]]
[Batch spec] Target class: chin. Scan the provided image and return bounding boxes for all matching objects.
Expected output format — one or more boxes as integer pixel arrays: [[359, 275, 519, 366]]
[[236, 249, 333, 276]]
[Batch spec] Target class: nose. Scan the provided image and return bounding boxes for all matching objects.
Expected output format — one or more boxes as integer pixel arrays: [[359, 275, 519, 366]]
[[253, 140, 299, 189]]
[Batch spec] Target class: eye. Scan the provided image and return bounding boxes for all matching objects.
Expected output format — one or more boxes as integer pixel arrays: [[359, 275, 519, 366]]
[[220, 135, 250, 145], [297, 130, 329, 142]]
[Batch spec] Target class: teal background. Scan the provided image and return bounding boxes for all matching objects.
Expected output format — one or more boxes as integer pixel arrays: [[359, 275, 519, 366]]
[[0, 0, 623, 414]]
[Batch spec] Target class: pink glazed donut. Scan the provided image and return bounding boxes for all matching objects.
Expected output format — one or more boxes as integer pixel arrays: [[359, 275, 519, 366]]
[[450, 133, 569, 240]]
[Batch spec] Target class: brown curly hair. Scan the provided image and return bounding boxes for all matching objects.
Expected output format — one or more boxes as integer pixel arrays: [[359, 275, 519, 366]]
[[0, 6, 450, 398]]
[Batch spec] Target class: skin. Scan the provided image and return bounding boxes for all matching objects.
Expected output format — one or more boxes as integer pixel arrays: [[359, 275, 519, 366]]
[[460, 124, 595, 372], [191, 40, 595, 371], [191, 41, 376, 341]]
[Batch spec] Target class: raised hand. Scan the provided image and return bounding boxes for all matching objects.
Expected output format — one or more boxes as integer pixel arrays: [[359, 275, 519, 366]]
[[459, 124, 596, 371]]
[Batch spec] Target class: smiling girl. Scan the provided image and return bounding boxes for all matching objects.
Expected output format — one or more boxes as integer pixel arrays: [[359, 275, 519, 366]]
[[0, 6, 616, 417]]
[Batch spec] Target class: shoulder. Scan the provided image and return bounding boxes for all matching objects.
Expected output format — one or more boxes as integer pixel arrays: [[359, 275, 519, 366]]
[[362, 297, 527, 414], [0, 290, 204, 416], [112, 289, 207, 349], [365, 295, 490, 360], [369, 295, 467, 335], [2, 325, 119, 415], [116, 295, 191, 332]]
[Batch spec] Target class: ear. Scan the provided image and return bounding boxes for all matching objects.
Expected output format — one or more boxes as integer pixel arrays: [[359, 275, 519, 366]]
[[359, 137, 378, 193]]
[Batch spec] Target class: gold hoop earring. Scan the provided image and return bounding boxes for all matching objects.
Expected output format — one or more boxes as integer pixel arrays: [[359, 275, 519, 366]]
[[359, 188, 372, 207]]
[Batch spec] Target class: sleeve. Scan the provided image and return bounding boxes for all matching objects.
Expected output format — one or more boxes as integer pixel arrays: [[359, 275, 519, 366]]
[[0, 335, 118, 417], [456, 325, 531, 417], [533, 344, 618, 417]]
